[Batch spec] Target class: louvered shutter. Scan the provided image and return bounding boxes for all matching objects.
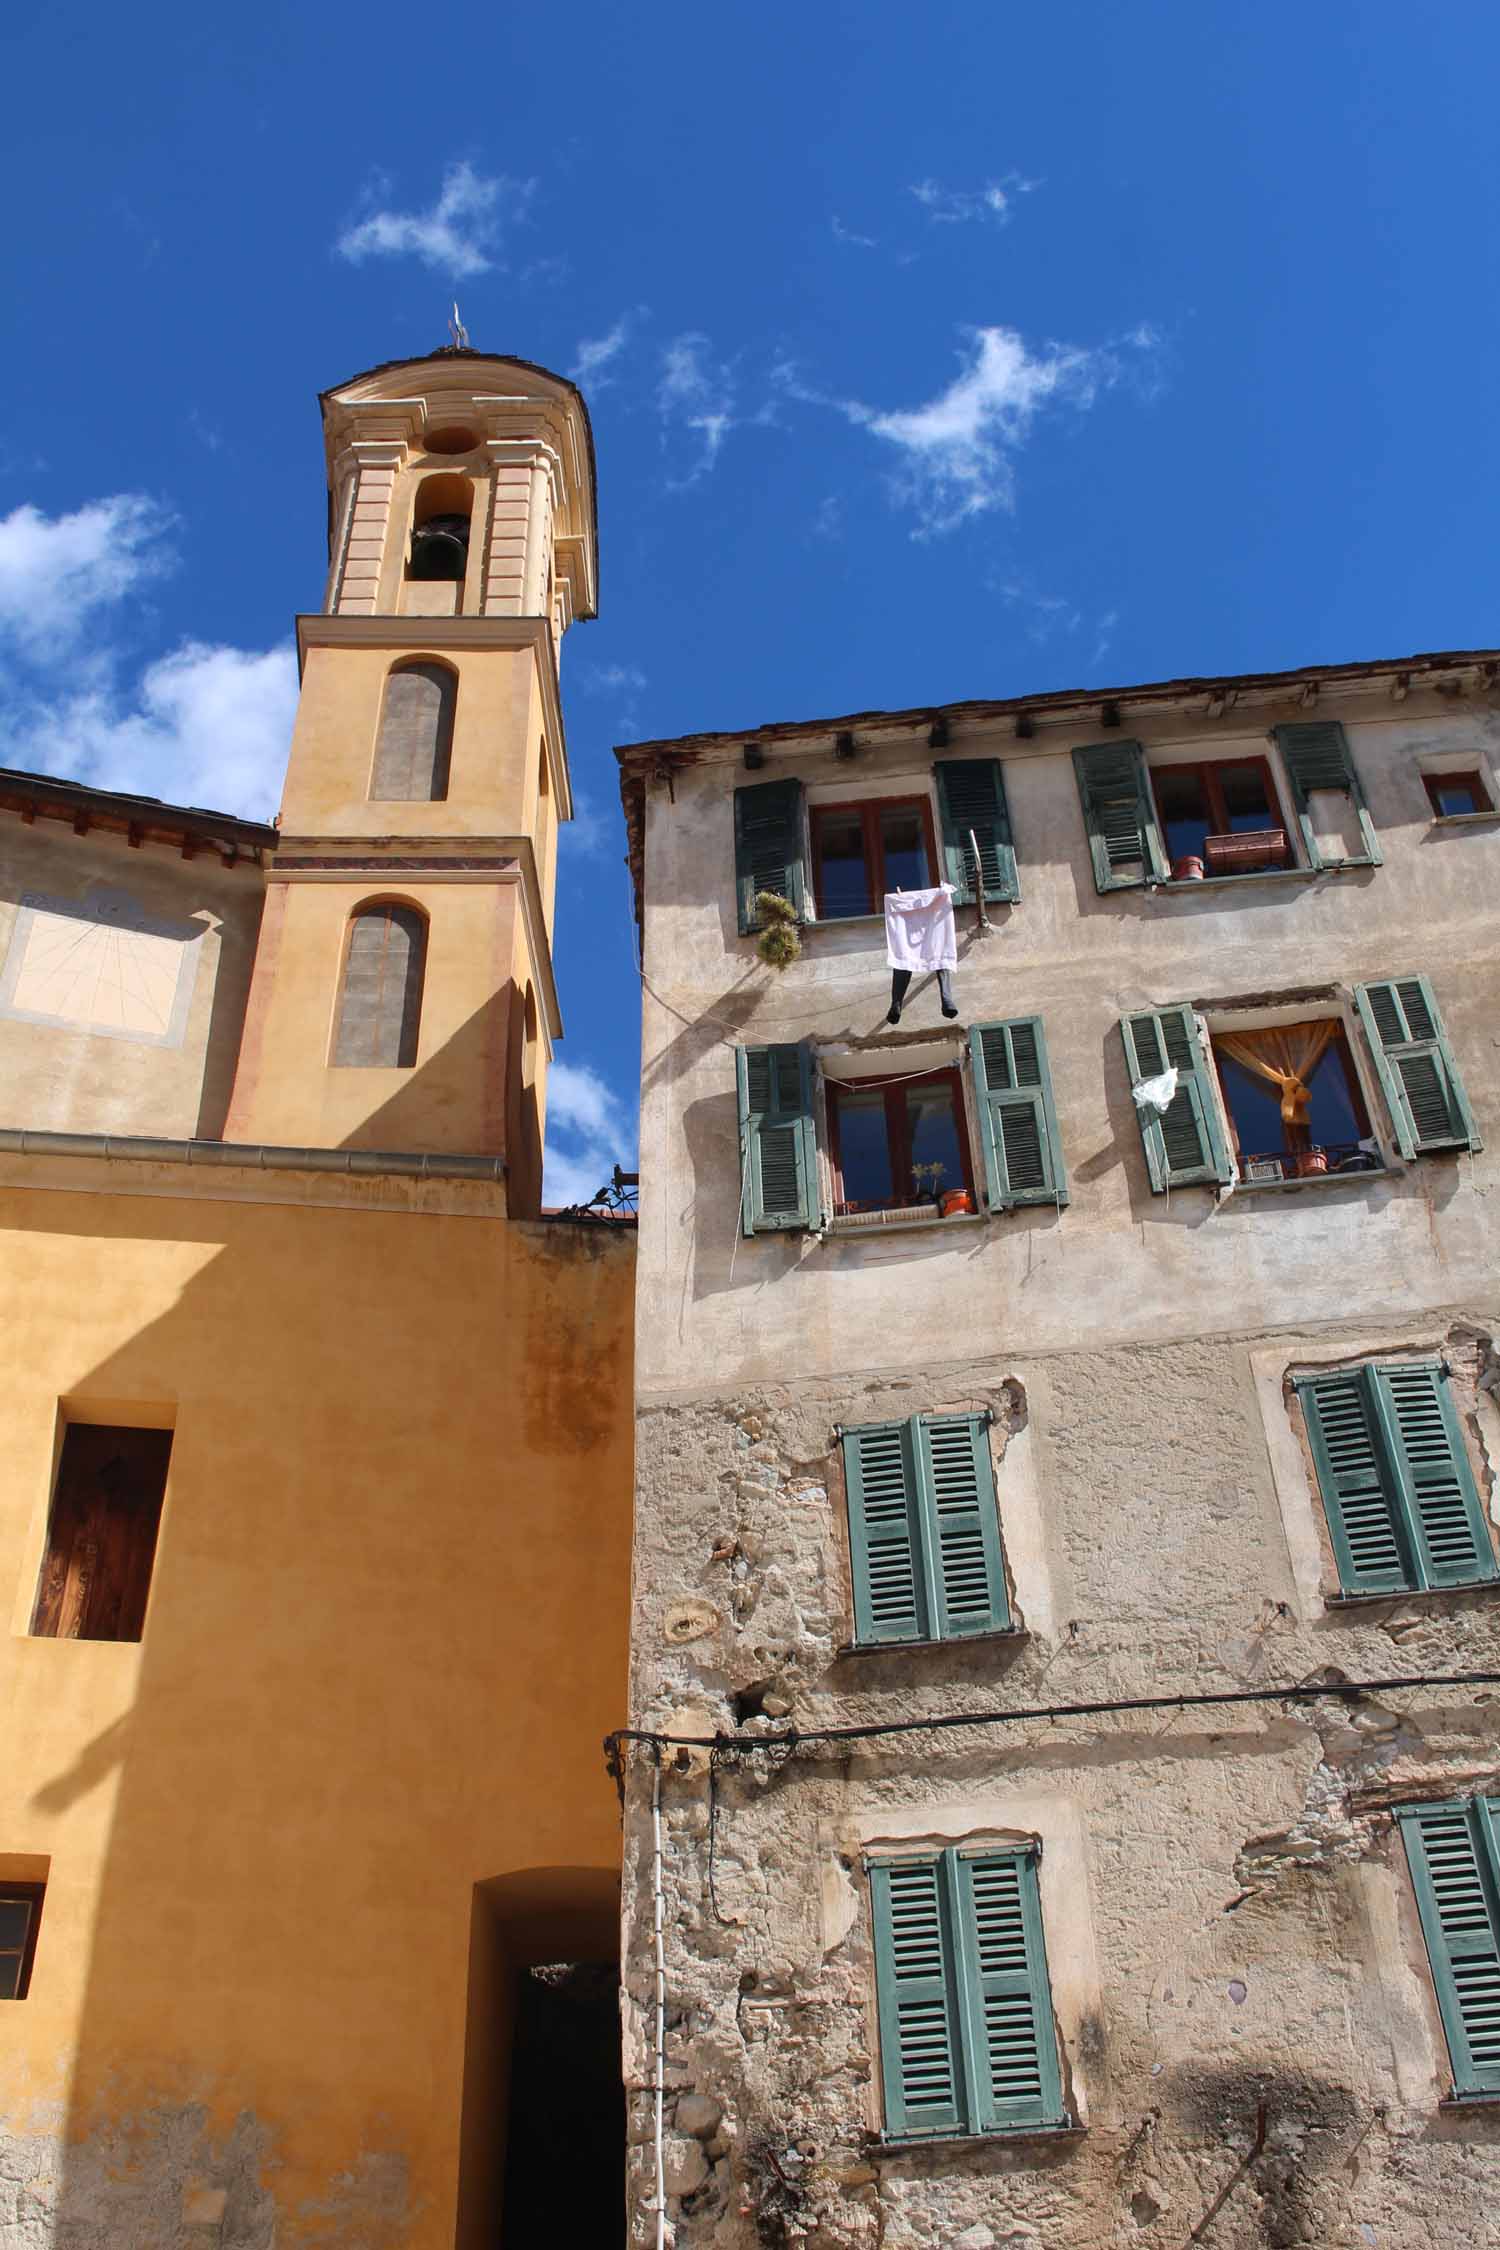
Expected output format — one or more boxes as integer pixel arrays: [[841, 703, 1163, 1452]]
[[934, 759, 1019, 904], [1072, 742, 1165, 892], [954, 1851, 1063, 2130], [1297, 1369, 1413, 1594], [870, 1858, 967, 2138], [844, 1421, 925, 1643], [736, 1044, 818, 1234], [734, 778, 807, 934], [969, 1018, 1067, 1210], [1355, 977, 1480, 1157], [1400, 1800, 1500, 2095], [915, 1416, 1010, 1638], [1273, 721, 1382, 869], [1377, 1363, 1493, 1589], [1120, 1008, 1233, 1190]]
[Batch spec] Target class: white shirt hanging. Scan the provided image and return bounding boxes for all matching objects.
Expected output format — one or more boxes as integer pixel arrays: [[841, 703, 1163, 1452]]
[[1132, 1068, 1179, 1115], [883, 884, 958, 973]]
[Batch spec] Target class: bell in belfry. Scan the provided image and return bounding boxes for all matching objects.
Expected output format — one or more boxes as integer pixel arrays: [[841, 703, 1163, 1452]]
[[408, 513, 470, 581]]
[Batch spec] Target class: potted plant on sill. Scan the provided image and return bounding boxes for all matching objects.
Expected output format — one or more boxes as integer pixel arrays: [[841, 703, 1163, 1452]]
[[912, 1160, 946, 1209], [1294, 1146, 1329, 1177], [1202, 828, 1289, 876]]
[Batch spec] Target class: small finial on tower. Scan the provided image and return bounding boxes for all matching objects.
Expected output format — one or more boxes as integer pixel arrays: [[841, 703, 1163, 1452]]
[[449, 302, 470, 350]]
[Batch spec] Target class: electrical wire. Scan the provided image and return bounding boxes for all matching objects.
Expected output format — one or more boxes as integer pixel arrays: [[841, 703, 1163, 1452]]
[[605, 1667, 1500, 1765]]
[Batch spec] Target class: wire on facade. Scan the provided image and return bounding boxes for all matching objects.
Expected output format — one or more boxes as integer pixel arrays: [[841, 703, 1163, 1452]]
[[603, 1667, 1500, 1769]]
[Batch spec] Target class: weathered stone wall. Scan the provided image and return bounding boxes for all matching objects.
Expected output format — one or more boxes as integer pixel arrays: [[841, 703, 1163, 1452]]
[[624, 1322, 1500, 2245]]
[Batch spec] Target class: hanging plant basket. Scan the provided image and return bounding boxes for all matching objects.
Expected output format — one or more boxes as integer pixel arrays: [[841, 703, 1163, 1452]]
[[755, 891, 802, 970]]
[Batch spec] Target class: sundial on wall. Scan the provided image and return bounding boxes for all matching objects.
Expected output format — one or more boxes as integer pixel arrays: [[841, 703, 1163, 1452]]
[[0, 887, 204, 1048]]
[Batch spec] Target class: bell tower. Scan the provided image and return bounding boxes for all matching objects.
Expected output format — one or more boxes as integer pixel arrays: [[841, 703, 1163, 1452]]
[[225, 345, 597, 1214]]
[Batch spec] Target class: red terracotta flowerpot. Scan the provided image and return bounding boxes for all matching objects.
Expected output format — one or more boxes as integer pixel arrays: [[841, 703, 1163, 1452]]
[[1295, 1149, 1329, 1177], [940, 1189, 974, 1217], [1171, 855, 1205, 881]]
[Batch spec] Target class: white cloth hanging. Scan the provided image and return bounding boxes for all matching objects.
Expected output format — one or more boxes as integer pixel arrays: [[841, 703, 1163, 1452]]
[[1132, 1068, 1179, 1115], [883, 884, 957, 972]]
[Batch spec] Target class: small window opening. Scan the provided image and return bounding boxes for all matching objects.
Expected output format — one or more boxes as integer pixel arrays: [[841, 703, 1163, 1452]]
[[1150, 756, 1292, 878], [1424, 770, 1492, 818], [829, 1066, 974, 1215], [811, 797, 937, 919], [32, 1424, 171, 1643], [500, 1962, 624, 2241], [408, 475, 473, 583], [1211, 1019, 1376, 1182], [0, 1885, 44, 1999], [422, 425, 478, 456]]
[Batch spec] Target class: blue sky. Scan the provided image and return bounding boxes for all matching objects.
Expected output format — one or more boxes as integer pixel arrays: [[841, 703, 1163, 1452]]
[[2, 3, 1496, 1199]]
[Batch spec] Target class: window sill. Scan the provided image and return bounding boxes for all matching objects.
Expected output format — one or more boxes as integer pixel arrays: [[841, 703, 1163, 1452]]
[[1430, 812, 1500, 827], [1228, 1164, 1390, 1196], [872, 2123, 1083, 2155], [823, 1209, 987, 1239], [836, 1627, 1024, 1658], [1325, 1580, 1500, 1608], [1439, 2092, 1500, 2111], [1148, 865, 1331, 895]]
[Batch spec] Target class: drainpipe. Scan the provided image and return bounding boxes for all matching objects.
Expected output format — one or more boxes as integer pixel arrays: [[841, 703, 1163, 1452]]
[[651, 1754, 667, 2250]]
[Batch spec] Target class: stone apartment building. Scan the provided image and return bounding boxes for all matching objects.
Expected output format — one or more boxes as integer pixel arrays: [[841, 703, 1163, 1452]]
[[0, 343, 635, 2247], [616, 653, 1500, 2248]]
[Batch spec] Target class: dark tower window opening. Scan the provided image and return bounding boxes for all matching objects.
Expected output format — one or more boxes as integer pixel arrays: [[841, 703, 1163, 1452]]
[[499, 1961, 624, 2244], [408, 474, 473, 584]]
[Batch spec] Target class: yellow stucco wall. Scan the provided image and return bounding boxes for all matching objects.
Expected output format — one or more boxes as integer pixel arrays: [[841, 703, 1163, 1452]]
[[0, 1169, 634, 2244], [279, 643, 555, 860]]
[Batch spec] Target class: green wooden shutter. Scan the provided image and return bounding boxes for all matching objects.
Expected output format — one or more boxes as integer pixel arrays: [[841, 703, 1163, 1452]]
[[1072, 742, 1165, 892], [1355, 977, 1480, 1157], [934, 758, 1019, 904], [1273, 721, 1382, 869], [844, 1420, 926, 1643], [914, 1415, 1011, 1638], [953, 1850, 1063, 2130], [1376, 1362, 1494, 1589], [734, 777, 807, 934], [969, 1019, 1068, 1210], [870, 1857, 968, 2138], [1120, 1008, 1233, 1190], [1296, 1368, 1413, 1594], [736, 1044, 818, 1234], [1400, 1799, 1500, 2095]]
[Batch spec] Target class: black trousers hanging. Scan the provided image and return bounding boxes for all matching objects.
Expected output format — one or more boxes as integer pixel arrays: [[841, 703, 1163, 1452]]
[[887, 966, 957, 1023]]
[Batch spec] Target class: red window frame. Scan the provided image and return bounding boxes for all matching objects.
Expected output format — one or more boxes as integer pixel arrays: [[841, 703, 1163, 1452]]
[[1423, 770, 1491, 817], [827, 1066, 976, 1214], [1209, 1021, 1373, 1170], [1147, 756, 1293, 863], [809, 796, 939, 920]]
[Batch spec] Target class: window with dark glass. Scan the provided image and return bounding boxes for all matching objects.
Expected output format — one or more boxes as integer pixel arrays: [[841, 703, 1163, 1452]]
[[1424, 771, 1492, 818], [1209, 1019, 1376, 1180], [810, 798, 936, 920], [0, 1887, 44, 1999], [828, 1068, 974, 1214], [1149, 758, 1293, 876]]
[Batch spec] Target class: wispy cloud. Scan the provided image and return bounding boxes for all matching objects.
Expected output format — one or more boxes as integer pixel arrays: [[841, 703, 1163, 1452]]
[[571, 312, 639, 390], [657, 334, 737, 484], [909, 172, 1041, 225], [578, 657, 648, 736], [543, 1060, 635, 1208], [335, 162, 535, 278], [995, 579, 1120, 671], [0, 495, 295, 818], [831, 216, 879, 250], [838, 323, 1160, 537]]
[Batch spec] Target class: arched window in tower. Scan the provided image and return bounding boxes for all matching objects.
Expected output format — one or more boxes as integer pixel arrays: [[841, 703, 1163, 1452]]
[[407, 474, 473, 584], [371, 661, 456, 802], [332, 903, 426, 1069]]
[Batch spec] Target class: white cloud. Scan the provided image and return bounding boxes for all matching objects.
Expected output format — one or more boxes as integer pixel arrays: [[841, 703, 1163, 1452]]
[[572, 313, 637, 389], [909, 172, 1041, 225], [581, 661, 647, 696], [336, 162, 534, 278], [840, 324, 1155, 536], [0, 496, 170, 656], [0, 494, 295, 819], [657, 334, 737, 483], [831, 216, 879, 249], [8, 643, 298, 819], [543, 1059, 635, 1208]]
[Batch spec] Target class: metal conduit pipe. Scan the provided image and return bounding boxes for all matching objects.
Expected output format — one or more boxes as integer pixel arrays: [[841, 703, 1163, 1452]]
[[0, 1126, 506, 1183], [651, 1753, 668, 2250]]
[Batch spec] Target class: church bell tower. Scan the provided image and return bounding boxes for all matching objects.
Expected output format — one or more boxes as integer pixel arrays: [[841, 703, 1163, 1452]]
[[224, 345, 597, 1215]]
